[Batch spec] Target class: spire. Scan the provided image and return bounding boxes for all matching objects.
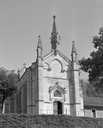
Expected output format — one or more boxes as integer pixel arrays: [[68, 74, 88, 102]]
[[37, 35, 42, 50], [17, 68, 20, 80], [52, 16, 57, 34], [37, 35, 43, 59], [71, 41, 77, 54], [71, 41, 78, 62], [51, 16, 58, 51]]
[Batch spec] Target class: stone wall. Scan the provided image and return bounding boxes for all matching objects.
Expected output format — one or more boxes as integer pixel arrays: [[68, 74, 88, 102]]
[[0, 114, 103, 128]]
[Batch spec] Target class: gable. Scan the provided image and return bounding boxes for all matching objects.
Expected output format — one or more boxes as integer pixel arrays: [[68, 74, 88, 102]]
[[51, 59, 63, 73], [43, 50, 72, 72]]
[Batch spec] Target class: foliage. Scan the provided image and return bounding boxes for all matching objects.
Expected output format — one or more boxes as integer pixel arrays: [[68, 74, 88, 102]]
[[80, 27, 103, 91], [80, 80, 102, 97], [0, 68, 18, 112]]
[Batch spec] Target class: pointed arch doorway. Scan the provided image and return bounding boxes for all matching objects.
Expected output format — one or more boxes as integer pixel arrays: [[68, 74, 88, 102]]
[[53, 101, 63, 115]]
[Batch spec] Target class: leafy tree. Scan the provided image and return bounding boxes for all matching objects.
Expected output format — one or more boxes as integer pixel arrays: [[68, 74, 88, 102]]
[[80, 27, 103, 93], [0, 68, 18, 113], [80, 80, 98, 97]]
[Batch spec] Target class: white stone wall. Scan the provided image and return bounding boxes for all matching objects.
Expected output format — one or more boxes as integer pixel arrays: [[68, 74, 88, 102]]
[[73, 62, 84, 116], [84, 109, 103, 118], [38, 52, 71, 115], [96, 110, 103, 118], [15, 51, 84, 116]]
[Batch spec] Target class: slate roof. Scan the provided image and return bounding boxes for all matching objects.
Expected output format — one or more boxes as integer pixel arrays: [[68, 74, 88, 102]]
[[84, 96, 103, 110]]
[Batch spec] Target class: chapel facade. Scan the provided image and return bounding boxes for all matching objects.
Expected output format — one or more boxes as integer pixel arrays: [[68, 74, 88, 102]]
[[5, 16, 84, 116]]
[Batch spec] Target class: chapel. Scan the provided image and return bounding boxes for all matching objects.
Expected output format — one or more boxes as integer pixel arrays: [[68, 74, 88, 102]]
[[4, 16, 103, 118], [8, 16, 84, 116]]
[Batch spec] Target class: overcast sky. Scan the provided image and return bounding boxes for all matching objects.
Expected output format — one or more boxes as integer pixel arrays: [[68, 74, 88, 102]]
[[0, 0, 103, 71]]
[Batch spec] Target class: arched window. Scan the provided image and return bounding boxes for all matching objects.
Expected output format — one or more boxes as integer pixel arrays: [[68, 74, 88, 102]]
[[54, 90, 62, 97]]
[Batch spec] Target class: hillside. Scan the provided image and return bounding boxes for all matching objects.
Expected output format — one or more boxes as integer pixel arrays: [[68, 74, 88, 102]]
[[0, 114, 103, 128]]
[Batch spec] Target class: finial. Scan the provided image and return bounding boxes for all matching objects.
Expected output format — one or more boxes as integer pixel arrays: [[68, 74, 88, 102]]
[[23, 63, 26, 69], [53, 15, 56, 20], [72, 40, 77, 54], [72, 40, 75, 44], [37, 35, 43, 59], [17, 68, 20, 79], [51, 16, 58, 51], [71, 40, 78, 62], [52, 16, 57, 34], [37, 35, 42, 49]]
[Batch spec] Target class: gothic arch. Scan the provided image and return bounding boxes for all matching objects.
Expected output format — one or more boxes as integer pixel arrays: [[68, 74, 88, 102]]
[[50, 59, 64, 72], [49, 82, 65, 101]]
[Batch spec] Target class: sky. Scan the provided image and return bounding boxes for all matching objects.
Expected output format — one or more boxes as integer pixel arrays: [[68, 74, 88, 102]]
[[0, 0, 103, 73]]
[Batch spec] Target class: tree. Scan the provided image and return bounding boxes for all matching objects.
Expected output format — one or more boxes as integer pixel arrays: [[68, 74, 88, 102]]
[[80, 80, 98, 97], [0, 68, 18, 113], [79, 27, 103, 93]]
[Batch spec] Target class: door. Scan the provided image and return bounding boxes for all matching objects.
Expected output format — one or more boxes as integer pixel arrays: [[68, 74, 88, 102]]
[[53, 101, 63, 115], [58, 101, 62, 114]]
